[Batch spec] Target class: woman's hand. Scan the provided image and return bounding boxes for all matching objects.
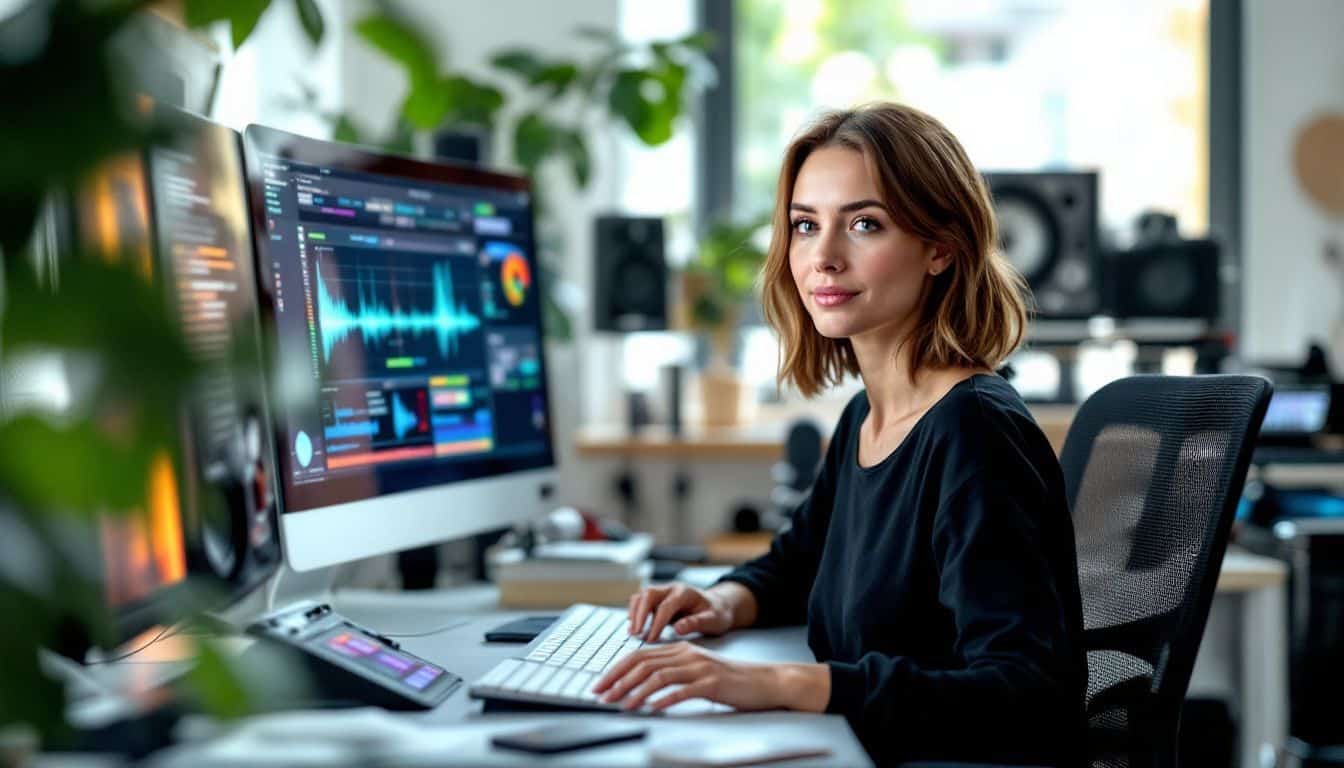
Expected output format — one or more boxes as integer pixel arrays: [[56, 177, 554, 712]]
[[591, 642, 830, 713], [627, 583, 737, 641]]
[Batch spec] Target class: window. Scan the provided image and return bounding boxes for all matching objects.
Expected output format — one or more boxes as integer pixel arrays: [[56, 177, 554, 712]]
[[735, 0, 1209, 240]]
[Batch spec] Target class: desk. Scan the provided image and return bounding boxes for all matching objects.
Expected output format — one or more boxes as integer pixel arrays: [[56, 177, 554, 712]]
[[134, 545, 1284, 768], [147, 584, 871, 767]]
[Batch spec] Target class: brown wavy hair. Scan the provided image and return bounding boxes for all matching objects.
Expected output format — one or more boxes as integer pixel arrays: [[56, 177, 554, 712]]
[[762, 102, 1029, 397]]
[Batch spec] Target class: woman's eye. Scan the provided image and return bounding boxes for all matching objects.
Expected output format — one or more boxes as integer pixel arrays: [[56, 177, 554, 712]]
[[853, 217, 880, 233], [792, 219, 816, 234]]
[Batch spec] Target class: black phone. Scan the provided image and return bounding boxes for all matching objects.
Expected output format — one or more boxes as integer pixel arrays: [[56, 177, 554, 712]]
[[483, 615, 559, 643], [491, 721, 648, 755]]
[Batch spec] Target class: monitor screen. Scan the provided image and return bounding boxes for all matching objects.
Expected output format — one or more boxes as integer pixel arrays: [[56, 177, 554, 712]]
[[68, 108, 280, 639], [1260, 387, 1331, 435], [243, 127, 555, 519]]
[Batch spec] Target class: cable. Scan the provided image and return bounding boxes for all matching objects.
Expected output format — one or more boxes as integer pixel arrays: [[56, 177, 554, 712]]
[[378, 618, 472, 639], [84, 622, 184, 665]]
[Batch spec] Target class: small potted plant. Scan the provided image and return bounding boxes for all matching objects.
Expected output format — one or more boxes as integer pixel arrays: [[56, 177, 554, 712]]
[[681, 216, 770, 427]]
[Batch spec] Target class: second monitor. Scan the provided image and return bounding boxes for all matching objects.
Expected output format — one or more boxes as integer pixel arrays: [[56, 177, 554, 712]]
[[244, 127, 557, 572]]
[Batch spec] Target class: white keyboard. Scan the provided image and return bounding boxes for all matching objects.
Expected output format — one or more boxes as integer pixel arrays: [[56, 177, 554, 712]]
[[468, 603, 656, 711]]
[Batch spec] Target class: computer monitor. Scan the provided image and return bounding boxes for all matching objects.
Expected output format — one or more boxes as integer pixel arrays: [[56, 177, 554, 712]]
[[68, 106, 280, 643], [243, 126, 557, 572]]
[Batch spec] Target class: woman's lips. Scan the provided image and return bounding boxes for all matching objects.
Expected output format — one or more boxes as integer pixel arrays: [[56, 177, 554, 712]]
[[813, 290, 857, 307]]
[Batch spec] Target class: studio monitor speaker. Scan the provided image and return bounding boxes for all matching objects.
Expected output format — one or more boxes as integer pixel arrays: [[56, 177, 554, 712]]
[[594, 215, 666, 332], [983, 171, 1100, 319], [1104, 238, 1220, 320]]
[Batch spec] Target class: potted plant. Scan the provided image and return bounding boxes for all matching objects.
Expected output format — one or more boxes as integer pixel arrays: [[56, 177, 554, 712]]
[[681, 216, 770, 427]]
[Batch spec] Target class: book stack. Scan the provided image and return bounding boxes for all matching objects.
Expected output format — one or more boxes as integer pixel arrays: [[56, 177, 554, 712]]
[[489, 534, 654, 609]]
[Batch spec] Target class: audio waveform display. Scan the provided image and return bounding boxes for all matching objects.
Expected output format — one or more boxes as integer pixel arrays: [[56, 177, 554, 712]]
[[315, 257, 482, 364]]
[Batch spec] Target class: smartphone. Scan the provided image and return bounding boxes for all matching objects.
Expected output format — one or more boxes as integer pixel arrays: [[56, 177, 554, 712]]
[[490, 721, 648, 755]]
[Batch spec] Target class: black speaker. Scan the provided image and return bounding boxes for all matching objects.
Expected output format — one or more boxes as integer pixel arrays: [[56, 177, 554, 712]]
[[432, 126, 486, 165], [594, 215, 666, 332], [983, 171, 1100, 318], [1104, 238, 1220, 320]]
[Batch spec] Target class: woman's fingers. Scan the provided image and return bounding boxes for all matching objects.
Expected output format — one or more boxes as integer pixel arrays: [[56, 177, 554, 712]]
[[645, 587, 693, 641], [674, 609, 719, 636], [618, 664, 705, 711], [592, 643, 682, 693], [649, 678, 715, 712], [628, 586, 668, 637]]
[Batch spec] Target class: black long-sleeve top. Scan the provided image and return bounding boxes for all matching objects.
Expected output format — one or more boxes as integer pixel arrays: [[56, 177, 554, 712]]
[[721, 374, 1087, 767]]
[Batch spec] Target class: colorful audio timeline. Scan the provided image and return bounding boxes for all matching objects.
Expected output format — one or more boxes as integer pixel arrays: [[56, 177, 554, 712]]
[[314, 375, 495, 470]]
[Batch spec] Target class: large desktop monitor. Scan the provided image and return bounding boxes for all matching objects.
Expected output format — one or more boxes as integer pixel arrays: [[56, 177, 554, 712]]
[[68, 106, 280, 642], [243, 126, 557, 572]]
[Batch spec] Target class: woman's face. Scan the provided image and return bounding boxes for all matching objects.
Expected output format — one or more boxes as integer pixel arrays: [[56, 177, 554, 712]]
[[788, 146, 949, 343]]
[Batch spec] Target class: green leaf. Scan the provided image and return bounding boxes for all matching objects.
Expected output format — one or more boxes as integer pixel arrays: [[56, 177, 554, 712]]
[[675, 30, 716, 53], [183, 641, 252, 720], [442, 76, 503, 128], [332, 114, 362, 144], [294, 0, 324, 46], [557, 129, 591, 189], [533, 63, 579, 97], [183, 0, 271, 50], [0, 416, 160, 513], [0, 2, 157, 251], [355, 12, 437, 87], [513, 112, 557, 173], [608, 64, 685, 146], [1, 261, 194, 409], [490, 49, 546, 80], [401, 80, 450, 130]]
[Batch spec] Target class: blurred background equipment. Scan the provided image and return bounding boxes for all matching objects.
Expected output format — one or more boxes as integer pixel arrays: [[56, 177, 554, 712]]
[[983, 170, 1100, 319], [1103, 210, 1221, 322], [593, 215, 668, 333]]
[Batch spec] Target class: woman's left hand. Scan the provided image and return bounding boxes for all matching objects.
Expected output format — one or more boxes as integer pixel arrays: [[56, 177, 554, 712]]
[[591, 642, 828, 713]]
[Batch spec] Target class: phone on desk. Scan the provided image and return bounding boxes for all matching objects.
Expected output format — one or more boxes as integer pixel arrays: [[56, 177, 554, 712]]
[[491, 721, 647, 754]]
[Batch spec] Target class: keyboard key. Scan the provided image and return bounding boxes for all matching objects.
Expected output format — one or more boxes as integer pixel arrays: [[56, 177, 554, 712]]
[[540, 668, 573, 696], [560, 671, 594, 699], [500, 661, 543, 692], [475, 658, 521, 689], [520, 666, 555, 693]]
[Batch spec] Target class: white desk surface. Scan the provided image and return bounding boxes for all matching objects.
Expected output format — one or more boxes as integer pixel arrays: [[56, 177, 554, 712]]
[[141, 551, 1289, 768], [334, 585, 870, 765], [148, 585, 872, 767]]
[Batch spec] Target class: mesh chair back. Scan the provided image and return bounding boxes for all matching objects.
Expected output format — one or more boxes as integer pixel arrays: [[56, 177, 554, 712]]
[[1059, 375, 1272, 768]]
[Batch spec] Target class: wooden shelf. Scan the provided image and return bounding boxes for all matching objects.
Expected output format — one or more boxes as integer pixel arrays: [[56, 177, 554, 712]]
[[575, 404, 1078, 460]]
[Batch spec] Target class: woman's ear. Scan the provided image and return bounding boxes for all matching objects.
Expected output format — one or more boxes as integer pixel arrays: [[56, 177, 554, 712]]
[[928, 246, 953, 277]]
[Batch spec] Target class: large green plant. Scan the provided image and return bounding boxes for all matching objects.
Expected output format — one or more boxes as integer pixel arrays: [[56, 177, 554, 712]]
[[0, 0, 326, 745]]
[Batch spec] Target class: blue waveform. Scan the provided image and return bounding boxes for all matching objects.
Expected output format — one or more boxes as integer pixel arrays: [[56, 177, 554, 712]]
[[391, 393, 419, 440], [315, 259, 481, 362]]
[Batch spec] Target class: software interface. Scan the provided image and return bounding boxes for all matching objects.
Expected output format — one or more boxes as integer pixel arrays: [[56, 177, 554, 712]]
[[252, 142, 552, 512]]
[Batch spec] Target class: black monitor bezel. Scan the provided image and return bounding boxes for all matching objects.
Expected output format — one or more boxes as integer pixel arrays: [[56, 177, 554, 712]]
[[241, 124, 557, 517]]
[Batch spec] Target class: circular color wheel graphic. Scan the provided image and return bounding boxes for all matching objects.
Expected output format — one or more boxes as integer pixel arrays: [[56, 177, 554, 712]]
[[501, 252, 531, 307]]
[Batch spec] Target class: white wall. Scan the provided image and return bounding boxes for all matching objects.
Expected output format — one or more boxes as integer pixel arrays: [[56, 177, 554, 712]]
[[1241, 0, 1344, 365]]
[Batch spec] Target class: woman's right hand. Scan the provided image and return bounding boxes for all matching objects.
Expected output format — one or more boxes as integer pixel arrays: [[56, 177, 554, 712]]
[[627, 583, 737, 642]]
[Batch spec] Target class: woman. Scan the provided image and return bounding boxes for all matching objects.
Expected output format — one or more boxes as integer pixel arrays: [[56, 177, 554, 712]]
[[593, 103, 1086, 766]]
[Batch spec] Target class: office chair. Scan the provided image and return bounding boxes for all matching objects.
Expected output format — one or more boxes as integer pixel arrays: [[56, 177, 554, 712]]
[[1060, 374, 1272, 768]]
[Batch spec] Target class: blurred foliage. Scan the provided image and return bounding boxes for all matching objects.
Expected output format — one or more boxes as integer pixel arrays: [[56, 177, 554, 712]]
[[0, 0, 158, 257], [685, 216, 770, 355], [0, 0, 309, 747], [737, 0, 936, 217]]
